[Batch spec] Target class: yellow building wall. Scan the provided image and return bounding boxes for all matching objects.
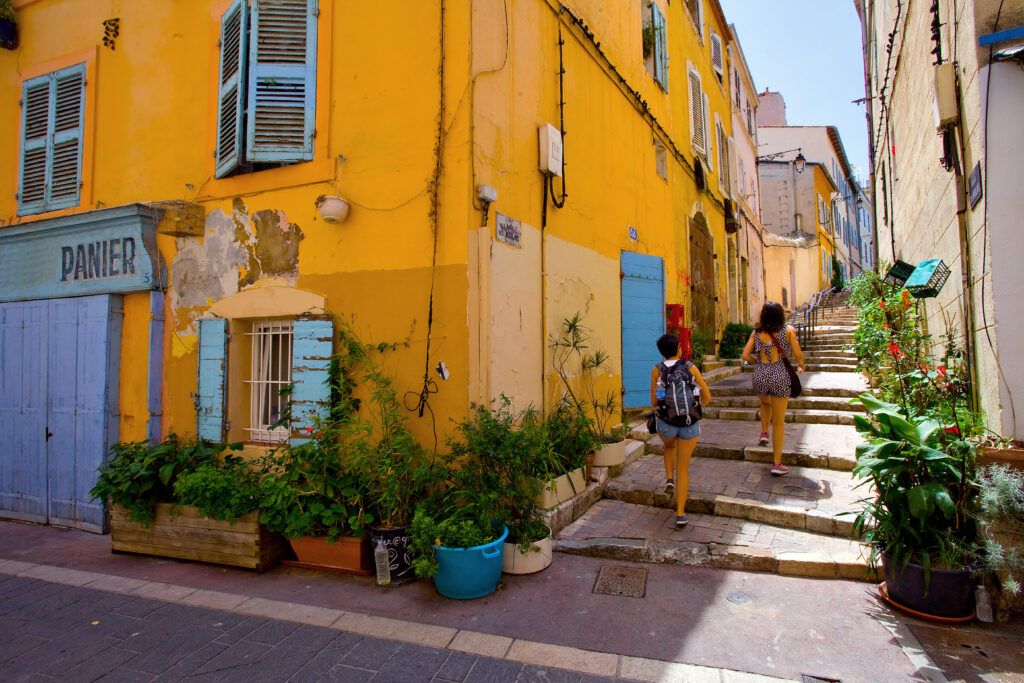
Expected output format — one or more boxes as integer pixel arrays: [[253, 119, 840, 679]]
[[813, 166, 837, 291]]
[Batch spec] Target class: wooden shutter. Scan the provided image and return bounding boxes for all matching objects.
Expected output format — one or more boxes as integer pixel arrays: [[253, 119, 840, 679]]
[[715, 117, 724, 191], [289, 316, 333, 446], [247, 0, 318, 162], [652, 2, 668, 92], [215, 0, 248, 178], [688, 69, 704, 154], [19, 64, 85, 215], [710, 33, 723, 76], [19, 76, 50, 214], [728, 137, 739, 199], [703, 92, 713, 173], [196, 318, 228, 441]]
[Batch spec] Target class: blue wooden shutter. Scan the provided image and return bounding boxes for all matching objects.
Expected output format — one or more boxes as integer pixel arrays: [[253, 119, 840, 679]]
[[290, 316, 333, 447], [48, 64, 86, 211], [246, 0, 317, 162], [652, 3, 668, 91], [215, 0, 248, 178], [18, 75, 50, 214], [196, 318, 228, 441]]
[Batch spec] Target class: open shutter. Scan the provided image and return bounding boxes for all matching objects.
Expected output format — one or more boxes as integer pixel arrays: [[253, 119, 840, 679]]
[[696, 0, 704, 41], [247, 0, 318, 162], [703, 92, 713, 173], [48, 65, 85, 210], [290, 316, 333, 447], [715, 116, 724, 191], [710, 33, 723, 77], [651, 2, 668, 92], [688, 69, 704, 154], [215, 0, 248, 178], [197, 318, 228, 441], [18, 75, 51, 215], [728, 137, 739, 199]]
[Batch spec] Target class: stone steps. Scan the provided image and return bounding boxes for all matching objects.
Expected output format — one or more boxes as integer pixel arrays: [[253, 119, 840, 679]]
[[803, 354, 857, 363], [702, 406, 857, 425], [699, 364, 743, 385], [602, 453, 861, 537], [555, 500, 877, 582], [710, 394, 864, 412], [628, 419, 860, 471], [709, 374, 868, 399], [805, 363, 859, 373]]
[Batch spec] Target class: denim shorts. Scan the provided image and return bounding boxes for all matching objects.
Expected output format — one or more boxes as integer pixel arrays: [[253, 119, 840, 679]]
[[656, 417, 701, 440]]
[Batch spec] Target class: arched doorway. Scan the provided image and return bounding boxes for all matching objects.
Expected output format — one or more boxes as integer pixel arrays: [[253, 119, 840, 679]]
[[689, 213, 716, 341]]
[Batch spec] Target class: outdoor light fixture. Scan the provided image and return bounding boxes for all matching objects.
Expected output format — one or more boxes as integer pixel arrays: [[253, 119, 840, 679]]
[[756, 147, 806, 173]]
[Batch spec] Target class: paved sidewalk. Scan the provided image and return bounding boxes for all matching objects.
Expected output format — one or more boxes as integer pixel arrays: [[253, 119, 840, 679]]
[[0, 521, 929, 681]]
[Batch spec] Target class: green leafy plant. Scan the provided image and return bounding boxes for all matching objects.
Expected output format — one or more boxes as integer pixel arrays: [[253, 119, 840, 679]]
[[91, 436, 241, 524], [0, 0, 14, 23], [173, 456, 260, 521], [690, 327, 713, 370], [408, 510, 500, 579], [543, 401, 598, 479], [719, 323, 753, 359], [641, 24, 655, 59], [550, 313, 621, 444], [973, 464, 1024, 596], [831, 253, 845, 292]]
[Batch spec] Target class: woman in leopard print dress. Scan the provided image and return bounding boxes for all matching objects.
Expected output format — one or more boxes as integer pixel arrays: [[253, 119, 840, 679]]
[[741, 302, 805, 475]]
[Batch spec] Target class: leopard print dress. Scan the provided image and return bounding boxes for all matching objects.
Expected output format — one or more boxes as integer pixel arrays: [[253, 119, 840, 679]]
[[751, 325, 795, 399]]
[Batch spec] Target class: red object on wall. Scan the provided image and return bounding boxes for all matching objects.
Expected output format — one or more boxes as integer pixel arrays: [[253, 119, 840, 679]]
[[666, 304, 685, 327]]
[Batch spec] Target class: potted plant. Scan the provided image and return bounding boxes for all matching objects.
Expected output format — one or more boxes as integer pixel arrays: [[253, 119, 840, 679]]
[[0, 0, 17, 51], [550, 313, 627, 468], [539, 402, 597, 509], [973, 463, 1024, 621], [93, 436, 287, 572], [409, 397, 550, 595], [315, 194, 350, 224]]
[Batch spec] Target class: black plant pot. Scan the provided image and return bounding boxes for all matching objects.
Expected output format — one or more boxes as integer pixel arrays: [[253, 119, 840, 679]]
[[370, 526, 416, 585], [0, 18, 17, 51], [881, 552, 975, 619]]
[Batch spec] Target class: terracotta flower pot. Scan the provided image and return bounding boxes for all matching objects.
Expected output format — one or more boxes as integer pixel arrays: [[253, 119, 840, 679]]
[[286, 535, 371, 575], [978, 447, 1024, 473]]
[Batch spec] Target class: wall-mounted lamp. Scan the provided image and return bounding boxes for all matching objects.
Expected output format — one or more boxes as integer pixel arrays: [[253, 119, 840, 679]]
[[756, 147, 806, 174]]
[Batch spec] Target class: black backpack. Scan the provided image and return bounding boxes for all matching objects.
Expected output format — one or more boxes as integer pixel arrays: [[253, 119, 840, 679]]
[[657, 361, 702, 426]]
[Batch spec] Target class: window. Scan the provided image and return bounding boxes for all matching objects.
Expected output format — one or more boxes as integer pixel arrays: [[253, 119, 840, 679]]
[[733, 67, 741, 109], [248, 320, 293, 443], [685, 0, 704, 40], [649, 2, 669, 92], [746, 102, 753, 136], [710, 33, 724, 81], [215, 0, 318, 179], [18, 63, 86, 215], [688, 68, 706, 155], [703, 92, 713, 172], [654, 139, 668, 180]]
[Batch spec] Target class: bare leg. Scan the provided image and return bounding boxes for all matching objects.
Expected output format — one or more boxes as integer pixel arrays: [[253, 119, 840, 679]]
[[769, 396, 790, 465], [662, 435, 677, 482], [674, 436, 699, 516], [758, 395, 771, 433]]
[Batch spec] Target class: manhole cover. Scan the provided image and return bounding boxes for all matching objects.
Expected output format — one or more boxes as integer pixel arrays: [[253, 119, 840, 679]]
[[909, 624, 1024, 682], [593, 565, 647, 598], [726, 591, 751, 605]]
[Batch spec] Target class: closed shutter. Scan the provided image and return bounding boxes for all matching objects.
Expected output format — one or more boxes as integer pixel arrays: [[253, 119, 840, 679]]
[[196, 318, 228, 441], [710, 33, 723, 76], [703, 92, 713, 173], [19, 64, 85, 215], [289, 316, 333, 446], [19, 76, 50, 214], [247, 0, 318, 162], [652, 2, 668, 92], [728, 137, 738, 199], [688, 69, 704, 154], [215, 0, 248, 178]]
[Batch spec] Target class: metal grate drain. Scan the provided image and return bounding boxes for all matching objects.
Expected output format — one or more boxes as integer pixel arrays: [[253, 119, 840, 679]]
[[593, 565, 647, 598]]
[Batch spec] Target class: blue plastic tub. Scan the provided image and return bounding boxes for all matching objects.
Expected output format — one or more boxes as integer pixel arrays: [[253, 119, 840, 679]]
[[433, 525, 508, 599]]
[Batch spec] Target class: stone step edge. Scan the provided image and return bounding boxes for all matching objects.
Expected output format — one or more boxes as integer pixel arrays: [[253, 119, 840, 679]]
[[554, 534, 879, 582], [710, 386, 866, 398], [625, 432, 856, 472], [601, 485, 858, 538], [703, 407, 856, 426], [709, 396, 864, 411]]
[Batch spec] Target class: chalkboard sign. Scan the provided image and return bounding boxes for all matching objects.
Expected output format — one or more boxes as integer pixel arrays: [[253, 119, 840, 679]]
[[969, 162, 983, 208]]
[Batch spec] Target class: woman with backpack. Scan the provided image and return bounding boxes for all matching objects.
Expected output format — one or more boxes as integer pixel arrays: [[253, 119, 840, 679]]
[[651, 333, 711, 528], [741, 302, 806, 476]]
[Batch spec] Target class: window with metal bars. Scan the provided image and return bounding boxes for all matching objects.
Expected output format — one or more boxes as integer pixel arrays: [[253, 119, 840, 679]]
[[247, 320, 293, 443]]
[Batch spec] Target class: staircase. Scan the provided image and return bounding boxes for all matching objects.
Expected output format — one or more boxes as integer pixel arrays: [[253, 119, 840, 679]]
[[555, 304, 879, 582]]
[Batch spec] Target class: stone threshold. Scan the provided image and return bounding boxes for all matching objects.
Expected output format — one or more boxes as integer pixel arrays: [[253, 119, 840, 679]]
[[0, 558, 787, 682]]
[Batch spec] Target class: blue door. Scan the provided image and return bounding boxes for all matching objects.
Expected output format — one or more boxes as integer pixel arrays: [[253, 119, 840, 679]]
[[0, 295, 122, 532], [621, 252, 664, 409]]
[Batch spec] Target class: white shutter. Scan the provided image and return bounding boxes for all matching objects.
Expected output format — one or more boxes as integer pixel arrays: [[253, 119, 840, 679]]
[[703, 92, 713, 172], [715, 116, 724, 191], [688, 69, 705, 154], [710, 33, 723, 76]]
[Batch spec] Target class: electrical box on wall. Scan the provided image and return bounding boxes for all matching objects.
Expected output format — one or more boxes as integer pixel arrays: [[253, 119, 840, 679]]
[[538, 123, 563, 177], [933, 62, 959, 130]]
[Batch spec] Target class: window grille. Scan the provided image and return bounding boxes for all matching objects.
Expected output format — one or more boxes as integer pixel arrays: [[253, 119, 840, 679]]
[[247, 320, 293, 443]]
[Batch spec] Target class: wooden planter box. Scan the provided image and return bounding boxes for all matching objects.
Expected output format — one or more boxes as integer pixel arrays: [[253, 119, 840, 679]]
[[110, 504, 287, 572], [536, 466, 587, 509]]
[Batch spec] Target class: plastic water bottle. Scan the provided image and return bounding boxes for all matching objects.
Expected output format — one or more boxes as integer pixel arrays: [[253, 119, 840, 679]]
[[374, 538, 391, 586], [976, 585, 993, 623], [655, 376, 666, 401]]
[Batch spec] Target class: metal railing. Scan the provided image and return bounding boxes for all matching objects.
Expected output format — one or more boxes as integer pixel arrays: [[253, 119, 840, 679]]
[[792, 288, 832, 349]]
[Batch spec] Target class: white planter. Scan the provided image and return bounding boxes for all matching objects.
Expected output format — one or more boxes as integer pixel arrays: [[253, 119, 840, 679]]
[[502, 533, 552, 574], [592, 439, 628, 467], [536, 466, 587, 509], [317, 196, 350, 223]]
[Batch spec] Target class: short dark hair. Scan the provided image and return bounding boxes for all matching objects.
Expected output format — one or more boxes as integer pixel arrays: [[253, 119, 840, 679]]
[[756, 302, 786, 334], [657, 334, 679, 359]]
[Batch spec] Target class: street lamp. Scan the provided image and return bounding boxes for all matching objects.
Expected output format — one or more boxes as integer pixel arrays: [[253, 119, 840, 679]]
[[756, 147, 806, 173]]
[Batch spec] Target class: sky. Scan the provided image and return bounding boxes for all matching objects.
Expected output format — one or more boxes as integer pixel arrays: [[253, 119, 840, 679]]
[[719, 0, 871, 182]]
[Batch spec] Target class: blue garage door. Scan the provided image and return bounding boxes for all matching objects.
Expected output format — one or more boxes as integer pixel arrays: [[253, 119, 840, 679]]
[[621, 252, 664, 409], [0, 295, 122, 532]]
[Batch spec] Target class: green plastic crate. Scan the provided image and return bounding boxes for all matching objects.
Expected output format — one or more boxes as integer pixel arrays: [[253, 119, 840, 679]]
[[885, 260, 916, 286], [905, 259, 951, 298]]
